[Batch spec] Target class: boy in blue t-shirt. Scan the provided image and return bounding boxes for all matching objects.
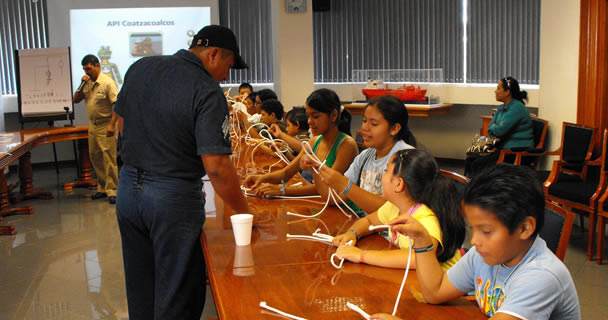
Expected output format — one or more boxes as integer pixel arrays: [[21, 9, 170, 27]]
[[371, 164, 580, 320]]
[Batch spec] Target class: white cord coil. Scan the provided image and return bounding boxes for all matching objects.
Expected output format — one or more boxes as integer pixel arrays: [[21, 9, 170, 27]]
[[259, 301, 307, 320], [346, 229, 413, 317], [346, 302, 371, 320], [285, 140, 358, 219], [330, 240, 353, 269]]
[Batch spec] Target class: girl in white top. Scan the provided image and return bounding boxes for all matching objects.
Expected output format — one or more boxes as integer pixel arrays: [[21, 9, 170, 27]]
[[313, 95, 415, 215]]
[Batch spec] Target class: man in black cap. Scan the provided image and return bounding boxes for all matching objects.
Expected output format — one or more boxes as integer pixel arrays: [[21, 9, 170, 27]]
[[114, 25, 249, 320]]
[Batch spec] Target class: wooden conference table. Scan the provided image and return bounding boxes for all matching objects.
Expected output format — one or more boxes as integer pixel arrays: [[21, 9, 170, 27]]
[[201, 147, 485, 319], [0, 125, 95, 234]]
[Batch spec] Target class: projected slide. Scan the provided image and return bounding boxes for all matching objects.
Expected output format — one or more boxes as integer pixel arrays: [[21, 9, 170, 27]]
[[70, 7, 211, 90]]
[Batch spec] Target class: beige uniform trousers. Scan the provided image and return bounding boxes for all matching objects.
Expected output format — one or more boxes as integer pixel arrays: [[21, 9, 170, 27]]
[[89, 122, 118, 196]]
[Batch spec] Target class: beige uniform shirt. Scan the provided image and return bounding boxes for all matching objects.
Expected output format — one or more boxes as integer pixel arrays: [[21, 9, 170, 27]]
[[83, 72, 118, 125]]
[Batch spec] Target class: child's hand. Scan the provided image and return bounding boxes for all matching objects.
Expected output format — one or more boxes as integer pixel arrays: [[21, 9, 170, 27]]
[[299, 154, 317, 170], [370, 314, 402, 320], [236, 110, 248, 123], [332, 231, 357, 247], [335, 245, 363, 263], [244, 175, 264, 189], [318, 166, 348, 191], [389, 214, 433, 248], [254, 183, 280, 198], [269, 123, 283, 138]]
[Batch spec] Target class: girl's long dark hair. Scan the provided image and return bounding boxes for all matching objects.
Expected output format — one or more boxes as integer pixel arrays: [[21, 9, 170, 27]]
[[368, 95, 416, 147], [285, 107, 309, 131], [306, 88, 351, 136], [391, 149, 465, 263]]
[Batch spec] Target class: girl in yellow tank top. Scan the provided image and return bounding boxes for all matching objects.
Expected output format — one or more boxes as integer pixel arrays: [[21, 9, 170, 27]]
[[331, 149, 466, 270]]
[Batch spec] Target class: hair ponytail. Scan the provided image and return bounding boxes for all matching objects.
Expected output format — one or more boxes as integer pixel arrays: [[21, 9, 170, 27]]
[[423, 175, 466, 262], [502, 76, 528, 104], [392, 149, 465, 263], [338, 107, 352, 136]]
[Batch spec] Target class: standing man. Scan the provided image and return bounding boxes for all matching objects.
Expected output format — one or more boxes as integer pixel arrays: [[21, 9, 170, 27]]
[[73, 54, 119, 204], [115, 25, 250, 320]]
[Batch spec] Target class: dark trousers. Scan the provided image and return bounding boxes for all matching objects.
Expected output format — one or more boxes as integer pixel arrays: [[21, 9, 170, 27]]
[[117, 165, 206, 320]]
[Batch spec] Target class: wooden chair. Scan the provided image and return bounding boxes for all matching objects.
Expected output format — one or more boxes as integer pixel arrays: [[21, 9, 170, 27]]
[[440, 169, 470, 248], [544, 125, 602, 260], [439, 169, 469, 186], [496, 117, 549, 168], [541, 201, 575, 261], [596, 133, 608, 264]]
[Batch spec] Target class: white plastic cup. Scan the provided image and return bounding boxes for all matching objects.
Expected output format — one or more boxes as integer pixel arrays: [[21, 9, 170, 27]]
[[230, 214, 254, 246]]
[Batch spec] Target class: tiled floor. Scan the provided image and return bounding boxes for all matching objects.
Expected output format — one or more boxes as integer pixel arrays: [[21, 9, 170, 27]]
[[0, 166, 607, 319], [0, 167, 217, 320]]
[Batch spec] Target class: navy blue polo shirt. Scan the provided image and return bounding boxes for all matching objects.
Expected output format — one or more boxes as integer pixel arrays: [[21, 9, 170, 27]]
[[115, 49, 231, 180]]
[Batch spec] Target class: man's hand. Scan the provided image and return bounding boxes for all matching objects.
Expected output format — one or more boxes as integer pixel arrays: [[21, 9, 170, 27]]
[[106, 123, 115, 137]]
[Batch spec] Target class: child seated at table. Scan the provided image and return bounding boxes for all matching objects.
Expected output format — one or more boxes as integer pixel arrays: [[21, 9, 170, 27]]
[[330, 149, 465, 270], [313, 95, 416, 216], [269, 107, 310, 157], [259, 99, 285, 129], [244, 88, 358, 197], [371, 164, 580, 320]]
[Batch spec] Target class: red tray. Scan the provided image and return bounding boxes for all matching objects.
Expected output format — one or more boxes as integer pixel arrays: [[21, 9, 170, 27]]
[[362, 86, 427, 102]]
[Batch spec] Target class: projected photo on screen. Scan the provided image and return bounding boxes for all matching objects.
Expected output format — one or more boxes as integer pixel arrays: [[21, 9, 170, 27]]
[[130, 33, 162, 57], [70, 7, 211, 90]]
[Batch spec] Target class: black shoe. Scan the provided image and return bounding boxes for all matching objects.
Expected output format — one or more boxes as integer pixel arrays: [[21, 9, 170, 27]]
[[91, 192, 107, 200], [108, 196, 116, 205]]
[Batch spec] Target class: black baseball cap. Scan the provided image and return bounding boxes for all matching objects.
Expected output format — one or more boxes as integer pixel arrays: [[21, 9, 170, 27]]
[[189, 25, 248, 69]]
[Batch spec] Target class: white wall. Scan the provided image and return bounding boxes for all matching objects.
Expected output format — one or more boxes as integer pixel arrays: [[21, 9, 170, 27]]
[[270, 0, 314, 108], [538, 0, 580, 153]]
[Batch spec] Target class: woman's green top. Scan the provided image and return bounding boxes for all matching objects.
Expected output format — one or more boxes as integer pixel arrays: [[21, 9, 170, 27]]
[[489, 99, 534, 149]]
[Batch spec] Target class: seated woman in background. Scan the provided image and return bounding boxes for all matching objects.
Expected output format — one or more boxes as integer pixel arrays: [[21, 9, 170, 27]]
[[269, 106, 310, 156], [329, 149, 465, 269], [311, 95, 416, 216], [244, 88, 358, 197], [464, 76, 533, 177]]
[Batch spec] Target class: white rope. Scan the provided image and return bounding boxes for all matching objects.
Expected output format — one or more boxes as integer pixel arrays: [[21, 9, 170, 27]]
[[346, 302, 371, 320], [285, 140, 356, 220], [368, 224, 391, 232], [286, 190, 332, 218], [240, 186, 322, 201], [286, 234, 333, 245], [345, 227, 413, 317], [392, 238, 413, 315], [259, 301, 307, 320], [330, 240, 353, 269]]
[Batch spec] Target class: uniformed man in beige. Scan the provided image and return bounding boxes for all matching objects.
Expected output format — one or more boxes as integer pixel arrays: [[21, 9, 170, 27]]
[[73, 54, 119, 204]]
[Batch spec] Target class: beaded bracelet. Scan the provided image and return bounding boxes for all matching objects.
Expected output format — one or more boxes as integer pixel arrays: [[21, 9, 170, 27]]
[[413, 243, 435, 254], [341, 180, 353, 197]]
